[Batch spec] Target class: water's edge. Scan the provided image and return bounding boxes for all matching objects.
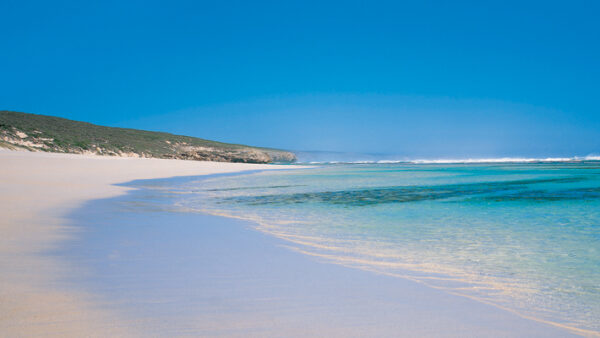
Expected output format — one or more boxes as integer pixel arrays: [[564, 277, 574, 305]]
[[55, 170, 583, 336]]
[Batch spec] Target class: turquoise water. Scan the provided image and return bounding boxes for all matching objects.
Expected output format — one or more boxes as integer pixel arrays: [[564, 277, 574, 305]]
[[164, 163, 600, 334]]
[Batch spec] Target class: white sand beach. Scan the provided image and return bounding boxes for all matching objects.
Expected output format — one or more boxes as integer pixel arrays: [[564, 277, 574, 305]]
[[0, 150, 293, 336], [0, 150, 578, 337]]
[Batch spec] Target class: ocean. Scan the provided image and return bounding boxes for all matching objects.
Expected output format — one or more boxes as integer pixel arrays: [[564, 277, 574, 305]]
[[141, 162, 600, 334]]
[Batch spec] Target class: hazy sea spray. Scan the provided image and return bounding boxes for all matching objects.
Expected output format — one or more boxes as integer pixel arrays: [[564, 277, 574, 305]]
[[159, 163, 600, 334]]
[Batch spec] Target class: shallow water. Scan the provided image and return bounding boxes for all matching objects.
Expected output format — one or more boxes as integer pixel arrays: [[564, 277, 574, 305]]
[[153, 163, 600, 334], [52, 171, 571, 336]]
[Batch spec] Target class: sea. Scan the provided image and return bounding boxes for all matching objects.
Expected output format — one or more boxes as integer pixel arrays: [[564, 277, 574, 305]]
[[139, 159, 600, 334]]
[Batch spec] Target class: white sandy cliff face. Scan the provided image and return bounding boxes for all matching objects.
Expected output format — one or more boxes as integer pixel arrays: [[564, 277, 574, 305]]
[[0, 149, 296, 337]]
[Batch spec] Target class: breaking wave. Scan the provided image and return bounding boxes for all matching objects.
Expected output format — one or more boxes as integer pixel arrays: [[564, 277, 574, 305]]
[[300, 155, 600, 165]]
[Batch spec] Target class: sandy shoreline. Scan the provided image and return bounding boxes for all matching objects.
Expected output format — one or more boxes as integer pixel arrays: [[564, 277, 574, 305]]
[[0, 150, 297, 336], [0, 150, 579, 337]]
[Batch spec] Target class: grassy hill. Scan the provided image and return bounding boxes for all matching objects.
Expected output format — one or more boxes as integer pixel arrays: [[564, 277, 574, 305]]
[[0, 111, 296, 163]]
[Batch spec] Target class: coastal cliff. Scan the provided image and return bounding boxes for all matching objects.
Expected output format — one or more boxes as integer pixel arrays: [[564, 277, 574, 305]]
[[0, 111, 296, 164]]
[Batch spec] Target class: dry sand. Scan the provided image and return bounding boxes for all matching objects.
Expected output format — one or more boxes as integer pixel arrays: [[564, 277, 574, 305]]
[[0, 149, 294, 337]]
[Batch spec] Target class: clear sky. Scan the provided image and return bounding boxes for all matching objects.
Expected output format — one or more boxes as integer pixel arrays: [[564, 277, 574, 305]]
[[2, 0, 599, 158]]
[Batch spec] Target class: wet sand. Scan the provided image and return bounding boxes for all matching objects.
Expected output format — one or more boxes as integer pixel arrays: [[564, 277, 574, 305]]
[[56, 176, 577, 337]]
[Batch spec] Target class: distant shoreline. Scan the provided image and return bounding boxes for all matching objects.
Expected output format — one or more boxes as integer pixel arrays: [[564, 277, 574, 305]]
[[0, 110, 297, 164]]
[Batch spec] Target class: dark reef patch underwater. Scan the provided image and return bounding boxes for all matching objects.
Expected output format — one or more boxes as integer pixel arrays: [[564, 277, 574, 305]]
[[220, 175, 599, 206]]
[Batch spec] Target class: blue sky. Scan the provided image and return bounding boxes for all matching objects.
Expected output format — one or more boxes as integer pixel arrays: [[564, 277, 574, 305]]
[[2, 0, 599, 157]]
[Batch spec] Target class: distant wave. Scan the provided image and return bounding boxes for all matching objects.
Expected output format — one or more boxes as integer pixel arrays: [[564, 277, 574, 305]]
[[299, 155, 600, 165]]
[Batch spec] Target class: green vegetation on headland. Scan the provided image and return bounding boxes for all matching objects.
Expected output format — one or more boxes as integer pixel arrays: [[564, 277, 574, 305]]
[[0, 111, 296, 163]]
